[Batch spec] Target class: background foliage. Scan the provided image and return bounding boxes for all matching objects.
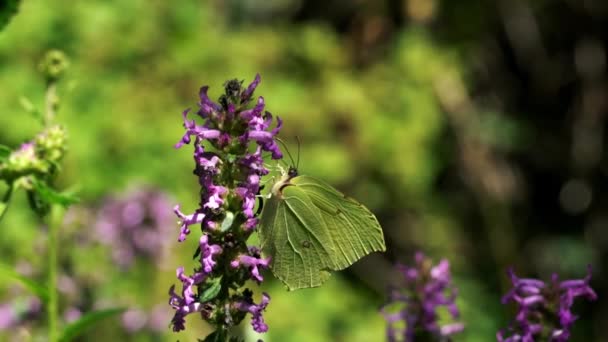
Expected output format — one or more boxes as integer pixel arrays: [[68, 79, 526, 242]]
[[1, 0, 606, 341]]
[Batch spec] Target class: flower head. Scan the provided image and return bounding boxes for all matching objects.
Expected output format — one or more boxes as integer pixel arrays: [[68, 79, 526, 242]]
[[498, 265, 597, 341], [381, 252, 464, 342]]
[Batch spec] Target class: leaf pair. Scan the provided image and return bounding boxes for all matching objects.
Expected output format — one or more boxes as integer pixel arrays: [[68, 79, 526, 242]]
[[259, 173, 386, 290]]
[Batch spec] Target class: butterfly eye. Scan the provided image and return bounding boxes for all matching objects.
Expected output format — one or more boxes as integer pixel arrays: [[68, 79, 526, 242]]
[[301, 240, 312, 248]]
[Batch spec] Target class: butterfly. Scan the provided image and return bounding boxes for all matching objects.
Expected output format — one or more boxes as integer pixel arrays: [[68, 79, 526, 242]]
[[258, 152, 386, 290]]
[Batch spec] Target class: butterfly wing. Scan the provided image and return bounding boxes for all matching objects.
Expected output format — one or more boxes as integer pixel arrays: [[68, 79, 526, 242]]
[[259, 184, 336, 290], [292, 175, 386, 270]]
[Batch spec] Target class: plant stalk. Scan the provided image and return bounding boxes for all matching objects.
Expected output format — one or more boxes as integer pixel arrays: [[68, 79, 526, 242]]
[[47, 204, 63, 342]]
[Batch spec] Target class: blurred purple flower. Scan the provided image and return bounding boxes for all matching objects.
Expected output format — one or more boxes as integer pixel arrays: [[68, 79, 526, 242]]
[[94, 187, 173, 268], [498, 265, 597, 341], [120, 305, 171, 334], [0, 297, 42, 331], [63, 307, 82, 323], [0, 303, 17, 330], [381, 252, 464, 342], [122, 309, 147, 333]]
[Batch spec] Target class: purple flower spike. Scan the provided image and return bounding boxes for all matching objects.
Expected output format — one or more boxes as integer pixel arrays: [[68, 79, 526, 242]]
[[169, 75, 280, 336], [499, 265, 597, 341], [381, 252, 464, 342]]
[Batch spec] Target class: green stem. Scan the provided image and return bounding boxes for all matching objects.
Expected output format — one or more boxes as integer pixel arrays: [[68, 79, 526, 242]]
[[47, 204, 64, 342], [44, 81, 57, 127]]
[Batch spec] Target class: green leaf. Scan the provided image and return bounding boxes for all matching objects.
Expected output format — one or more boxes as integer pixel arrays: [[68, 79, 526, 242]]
[[0, 144, 11, 160], [0, 262, 49, 303], [0, 0, 20, 32], [58, 307, 125, 342], [199, 276, 222, 302], [31, 178, 79, 207], [201, 329, 229, 342], [192, 245, 201, 259]]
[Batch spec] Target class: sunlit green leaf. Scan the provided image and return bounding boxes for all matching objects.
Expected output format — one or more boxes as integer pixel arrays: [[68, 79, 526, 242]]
[[31, 178, 79, 207], [199, 276, 222, 302], [0, 262, 48, 303]]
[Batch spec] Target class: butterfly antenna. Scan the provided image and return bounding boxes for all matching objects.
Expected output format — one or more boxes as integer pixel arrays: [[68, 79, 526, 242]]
[[276, 137, 296, 168], [295, 136, 301, 170]]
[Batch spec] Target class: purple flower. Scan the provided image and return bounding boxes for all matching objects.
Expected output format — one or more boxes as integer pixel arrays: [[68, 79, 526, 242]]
[[246, 114, 283, 160], [201, 180, 228, 210], [173, 205, 204, 242], [168, 284, 203, 332], [199, 235, 222, 274], [381, 252, 464, 342], [235, 293, 271, 333], [498, 265, 597, 342], [241, 73, 261, 104], [197, 86, 222, 117], [230, 252, 271, 283]]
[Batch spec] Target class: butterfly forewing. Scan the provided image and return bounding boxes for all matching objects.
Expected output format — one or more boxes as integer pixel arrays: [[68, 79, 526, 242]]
[[259, 184, 336, 290], [292, 176, 386, 270]]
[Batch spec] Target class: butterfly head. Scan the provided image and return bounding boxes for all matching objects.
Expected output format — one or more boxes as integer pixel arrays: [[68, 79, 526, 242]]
[[288, 166, 298, 179]]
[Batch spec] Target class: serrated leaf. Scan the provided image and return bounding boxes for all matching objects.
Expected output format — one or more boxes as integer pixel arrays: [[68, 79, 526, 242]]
[[199, 277, 222, 302], [58, 307, 125, 342], [31, 178, 79, 207], [0, 262, 49, 303]]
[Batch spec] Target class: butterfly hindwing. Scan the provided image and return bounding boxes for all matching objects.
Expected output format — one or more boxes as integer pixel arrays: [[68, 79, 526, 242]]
[[259, 184, 335, 290], [291, 176, 386, 270]]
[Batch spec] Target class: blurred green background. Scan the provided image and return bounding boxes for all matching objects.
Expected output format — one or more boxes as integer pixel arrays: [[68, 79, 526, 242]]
[[1, 0, 606, 341]]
